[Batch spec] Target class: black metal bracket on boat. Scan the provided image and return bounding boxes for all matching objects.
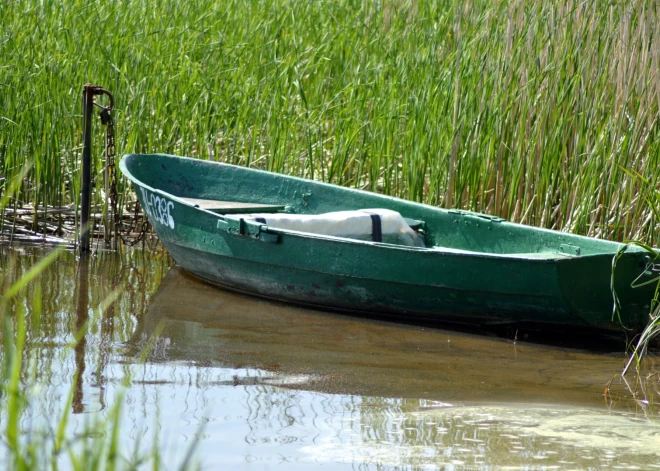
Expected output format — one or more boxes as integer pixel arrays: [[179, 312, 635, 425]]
[[217, 218, 279, 243], [448, 210, 506, 226], [559, 244, 581, 256], [476, 214, 505, 223], [447, 209, 505, 223]]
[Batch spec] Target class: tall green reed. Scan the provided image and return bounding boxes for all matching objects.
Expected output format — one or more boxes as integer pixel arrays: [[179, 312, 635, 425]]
[[620, 183, 660, 372], [1, 0, 659, 243]]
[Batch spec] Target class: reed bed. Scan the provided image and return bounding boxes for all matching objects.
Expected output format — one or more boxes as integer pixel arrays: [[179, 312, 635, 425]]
[[1, 0, 660, 243], [0, 201, 149, 247]]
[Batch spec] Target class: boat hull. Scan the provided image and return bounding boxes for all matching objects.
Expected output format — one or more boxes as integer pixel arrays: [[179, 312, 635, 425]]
[[161, 238, 650, 333], [121, 153, 656, 335]]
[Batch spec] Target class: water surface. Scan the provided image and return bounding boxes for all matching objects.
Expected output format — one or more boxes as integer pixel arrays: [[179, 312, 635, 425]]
[[1, 246, 659, 469]]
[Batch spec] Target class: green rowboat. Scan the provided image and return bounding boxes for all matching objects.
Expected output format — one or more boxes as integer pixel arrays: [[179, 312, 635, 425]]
[[120, 153, 658, 335]]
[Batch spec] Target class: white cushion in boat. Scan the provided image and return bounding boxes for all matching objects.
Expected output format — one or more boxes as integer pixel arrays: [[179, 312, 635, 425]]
[[236, 208, 425, 247]]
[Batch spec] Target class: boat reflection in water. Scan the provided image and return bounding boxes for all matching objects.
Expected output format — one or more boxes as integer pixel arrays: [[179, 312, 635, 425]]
[[124, 266, 660, 469]]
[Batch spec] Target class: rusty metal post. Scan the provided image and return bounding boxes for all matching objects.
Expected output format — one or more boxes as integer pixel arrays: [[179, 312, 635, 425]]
[[80, 84, 94, 253]]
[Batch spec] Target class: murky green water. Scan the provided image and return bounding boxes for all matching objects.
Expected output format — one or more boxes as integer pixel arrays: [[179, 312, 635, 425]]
[[1, 246, 659, 469]]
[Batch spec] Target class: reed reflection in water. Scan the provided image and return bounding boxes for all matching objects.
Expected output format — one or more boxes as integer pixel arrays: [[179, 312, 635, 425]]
[[1, 247, 659, 469]]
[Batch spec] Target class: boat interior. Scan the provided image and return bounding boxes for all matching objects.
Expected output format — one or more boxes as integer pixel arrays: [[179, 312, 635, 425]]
[[124, 154, 627, 259], [177, 194, 620, 260]]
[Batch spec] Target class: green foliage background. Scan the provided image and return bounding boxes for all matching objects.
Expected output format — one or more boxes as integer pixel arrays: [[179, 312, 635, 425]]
[[1, 0, 659, 241]]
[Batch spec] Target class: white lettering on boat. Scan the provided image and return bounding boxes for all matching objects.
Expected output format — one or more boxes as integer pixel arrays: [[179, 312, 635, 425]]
[[139, 187, 175, 229]]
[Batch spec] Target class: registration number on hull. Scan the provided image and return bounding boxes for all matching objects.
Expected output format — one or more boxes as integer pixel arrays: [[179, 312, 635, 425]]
[[140, 187, 175, 229]]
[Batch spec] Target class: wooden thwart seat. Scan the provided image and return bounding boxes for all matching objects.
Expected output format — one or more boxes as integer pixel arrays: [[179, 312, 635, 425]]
[[179, 197, 285, 214]]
